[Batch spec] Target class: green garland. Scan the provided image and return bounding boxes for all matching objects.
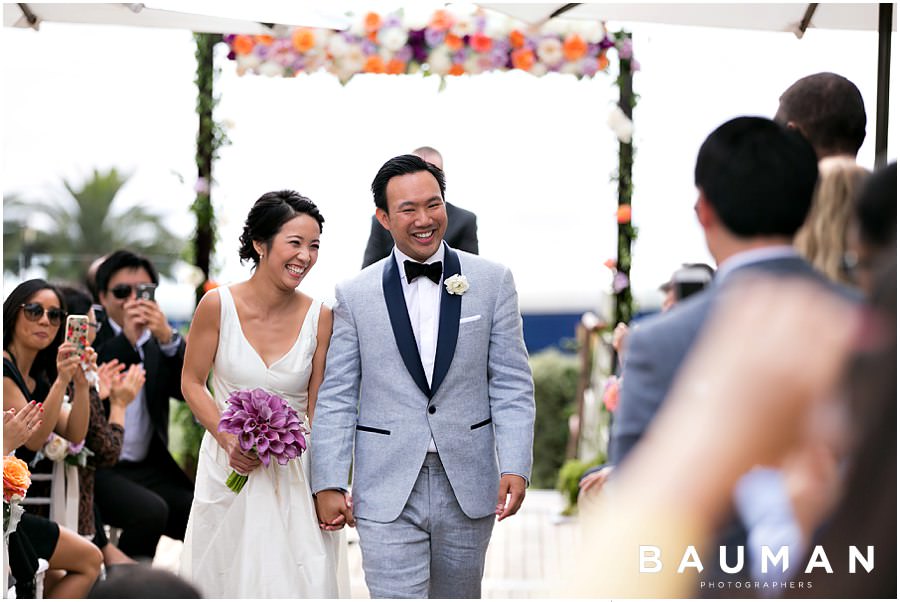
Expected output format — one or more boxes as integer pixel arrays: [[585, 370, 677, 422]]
[[613, 30, 637, 329]]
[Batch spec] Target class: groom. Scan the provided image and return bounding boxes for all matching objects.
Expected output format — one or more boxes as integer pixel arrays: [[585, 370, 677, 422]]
[[311, 154, 535, 598]]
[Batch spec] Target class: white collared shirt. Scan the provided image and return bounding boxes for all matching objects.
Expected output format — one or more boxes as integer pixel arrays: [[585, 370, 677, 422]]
[[392, 245, 444, 453], [106, 318, 179, 462]]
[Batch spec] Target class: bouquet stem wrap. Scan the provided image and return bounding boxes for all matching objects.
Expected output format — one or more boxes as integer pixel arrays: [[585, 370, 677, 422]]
[[218, 388, 309, 494]]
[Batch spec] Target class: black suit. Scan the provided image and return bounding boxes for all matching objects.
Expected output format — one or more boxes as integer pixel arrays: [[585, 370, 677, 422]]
[[362, 202, 479, 268], [92, 318, 194, 558]]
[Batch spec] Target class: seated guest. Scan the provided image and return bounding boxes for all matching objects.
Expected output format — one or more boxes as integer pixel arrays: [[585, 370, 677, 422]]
[[3, 279, 103, 598], [58, 284, 145, 567], [92, 250, 193, 560], [89, 564, 201, 598]]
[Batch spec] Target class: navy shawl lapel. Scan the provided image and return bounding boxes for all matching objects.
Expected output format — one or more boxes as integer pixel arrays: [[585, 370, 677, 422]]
[[430, 244, 461, 398], [382, 257, 431, 398]]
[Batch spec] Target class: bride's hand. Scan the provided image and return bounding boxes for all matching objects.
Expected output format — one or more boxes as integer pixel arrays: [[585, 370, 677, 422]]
[[219, 432, 261, 475]]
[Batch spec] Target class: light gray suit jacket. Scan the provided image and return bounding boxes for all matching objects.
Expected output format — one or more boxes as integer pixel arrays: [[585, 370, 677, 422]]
[[311, 244, 535, 523]]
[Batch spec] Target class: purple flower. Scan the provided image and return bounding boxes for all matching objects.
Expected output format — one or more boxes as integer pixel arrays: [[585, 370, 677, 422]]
[[383, 14, 402, 28], [580, 57, 598, 77], [218, 388, 309, 470], [68, 440, 85, 455], [613, 271, 630, 293], [424, 27, 445, 47], [395, 46, 413, 63], [362, 40, 377, 56], [618, 39, 633, 59], [453, 49, 467, 64], [599, 36, 615, 50]]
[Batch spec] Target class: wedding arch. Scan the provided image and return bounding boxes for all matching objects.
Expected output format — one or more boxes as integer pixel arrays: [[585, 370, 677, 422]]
[[192, 6, 638, 327]]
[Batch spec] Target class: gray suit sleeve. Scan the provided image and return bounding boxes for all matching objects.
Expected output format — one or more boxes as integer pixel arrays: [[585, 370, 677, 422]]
[[609, 325, 663, 465], [310, 285, 361, 494], [488, 268, 535, 481]]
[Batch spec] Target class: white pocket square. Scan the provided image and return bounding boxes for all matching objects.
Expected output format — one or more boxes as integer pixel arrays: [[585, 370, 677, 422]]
[[459, 314, 482, 324]]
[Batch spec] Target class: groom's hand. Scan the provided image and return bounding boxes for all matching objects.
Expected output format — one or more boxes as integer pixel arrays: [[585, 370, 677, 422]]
[[496, 474, 527, 521], [315, 489, 355, 531]]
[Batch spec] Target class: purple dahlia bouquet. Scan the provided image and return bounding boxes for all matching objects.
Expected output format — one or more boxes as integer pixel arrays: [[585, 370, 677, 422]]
[[217, 388, 309, 493]]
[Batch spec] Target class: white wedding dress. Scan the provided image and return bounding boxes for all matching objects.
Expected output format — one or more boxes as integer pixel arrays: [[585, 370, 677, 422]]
[[180, 286, 350, 598]]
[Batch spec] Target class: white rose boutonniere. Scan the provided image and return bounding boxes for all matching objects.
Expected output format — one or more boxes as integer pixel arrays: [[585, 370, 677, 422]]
[[444, 274, 470, 295]]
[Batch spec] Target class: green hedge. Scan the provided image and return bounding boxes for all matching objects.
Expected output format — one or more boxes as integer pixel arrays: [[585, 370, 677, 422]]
[[528, 349, 579, 489]]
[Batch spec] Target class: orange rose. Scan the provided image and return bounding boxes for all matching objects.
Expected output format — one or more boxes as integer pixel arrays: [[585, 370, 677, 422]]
[[3, 456, 31, 502], [597, 51, 610, 71], [232, 35, 254, 56], [445, 33, 463, 52], [429, 10, 454, 31], [449, 64, 465, 76], [292, 28, 316, 53], [364, 12, 382, 33], [509, 30, 526, 49], [363, 55, 386, 74], [616, 204, 632, 224], [254, 35, 274, 46], [202, 280, 219, 293], [511, 48, 535, 71], [603, 258, 617, 270], [386, 59, 406, 75], [563, 33, 587, 61], [469, 33, 492, 53]]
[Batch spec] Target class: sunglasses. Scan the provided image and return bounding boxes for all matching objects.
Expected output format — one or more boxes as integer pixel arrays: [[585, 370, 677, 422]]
[[109, 284, 141, 299], [20, 303, 66, 327]]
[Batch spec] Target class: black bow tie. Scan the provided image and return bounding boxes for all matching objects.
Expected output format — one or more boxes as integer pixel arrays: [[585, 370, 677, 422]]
[[404, 260, 443, 285]]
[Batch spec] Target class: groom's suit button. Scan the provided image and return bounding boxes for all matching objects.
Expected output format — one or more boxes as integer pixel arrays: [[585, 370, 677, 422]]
[[428, 405, 436, 414]]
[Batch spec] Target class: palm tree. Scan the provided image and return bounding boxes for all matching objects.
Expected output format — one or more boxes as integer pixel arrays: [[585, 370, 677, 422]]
[[3, 168, 184, 282]]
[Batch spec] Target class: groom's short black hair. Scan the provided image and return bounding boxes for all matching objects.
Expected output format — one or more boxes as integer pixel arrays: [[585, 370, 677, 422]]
[[695, 116, 818, 238], [372, 154, 446, 212]]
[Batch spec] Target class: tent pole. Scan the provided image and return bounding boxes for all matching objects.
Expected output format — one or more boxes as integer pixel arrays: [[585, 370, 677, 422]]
[[875, 2, 892, 168]]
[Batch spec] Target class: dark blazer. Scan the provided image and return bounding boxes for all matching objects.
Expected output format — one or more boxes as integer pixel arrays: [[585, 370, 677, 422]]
[[361, 202, 479, 268], [610, 254, 851, 465], [93, 319, 186, 448]]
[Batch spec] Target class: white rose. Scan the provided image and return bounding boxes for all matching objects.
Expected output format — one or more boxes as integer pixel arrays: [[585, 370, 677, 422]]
[[444, 274, 470, 295], [378, 27, 408, 52], [537, 38, 564, 66], [427, 47, 453, 76], [327, 35, 350, 59], [43, 434, 69, 462], [608, 106, 635, 144]]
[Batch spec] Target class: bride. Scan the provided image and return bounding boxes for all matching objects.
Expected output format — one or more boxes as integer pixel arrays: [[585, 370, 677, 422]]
[[179, 190, 349, 597]]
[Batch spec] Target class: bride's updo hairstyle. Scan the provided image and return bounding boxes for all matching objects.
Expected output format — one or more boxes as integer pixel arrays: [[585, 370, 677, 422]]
[[239, 190, 325, 266]]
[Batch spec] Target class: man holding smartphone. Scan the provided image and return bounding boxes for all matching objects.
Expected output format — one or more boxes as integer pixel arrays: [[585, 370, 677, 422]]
[[92, 249, 193, 560]]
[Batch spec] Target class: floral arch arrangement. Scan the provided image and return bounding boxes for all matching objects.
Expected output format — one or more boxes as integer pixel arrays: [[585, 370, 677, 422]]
[[199, 8, 638, 330], [222, 8, 638, 84]]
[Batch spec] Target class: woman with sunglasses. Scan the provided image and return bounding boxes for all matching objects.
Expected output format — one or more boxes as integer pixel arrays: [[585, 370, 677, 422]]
[[3, 278, 103, 598]]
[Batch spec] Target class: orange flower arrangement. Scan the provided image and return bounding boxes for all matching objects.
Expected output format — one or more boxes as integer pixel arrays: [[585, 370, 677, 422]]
[[448, 64, 465, 77], [470, 33, 492, 53], [363, 56, 386, 74], [444, 33, 464, 52], [509, 30, 526, 49], [363, 12, 382, 33], [616, 204, 632, 224], [3, 456, 31, 502], [563, 33, 587, 61], [511, 48, 535, 71], [231, 34, 254, 56], [292, 29, 316, 53]]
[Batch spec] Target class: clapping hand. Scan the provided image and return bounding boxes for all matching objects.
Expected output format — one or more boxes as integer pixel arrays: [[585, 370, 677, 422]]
[[3, 402, 42, 455], [97, 359, 124, 400], [108, 364, 145, 408]]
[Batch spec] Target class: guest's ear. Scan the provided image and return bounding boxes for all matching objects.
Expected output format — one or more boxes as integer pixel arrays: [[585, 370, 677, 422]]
[[694, 192, 717, 229], [375, 208, 391, 231]]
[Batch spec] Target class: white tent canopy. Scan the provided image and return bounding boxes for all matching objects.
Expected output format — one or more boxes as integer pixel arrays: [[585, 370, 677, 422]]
[[3, 2, 350, 35], [480, 3, 895, 34]]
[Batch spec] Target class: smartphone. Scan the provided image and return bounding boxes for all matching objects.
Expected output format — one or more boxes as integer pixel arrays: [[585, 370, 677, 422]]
[[136, 283, 157, 302], [65, 315, 90, 358]]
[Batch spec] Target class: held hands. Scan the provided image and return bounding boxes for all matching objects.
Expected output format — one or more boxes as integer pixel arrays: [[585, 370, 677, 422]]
[[496, 474, 527, 521], [315, 489, 355, 531], [219, 431, 261, 476]]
